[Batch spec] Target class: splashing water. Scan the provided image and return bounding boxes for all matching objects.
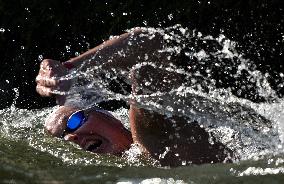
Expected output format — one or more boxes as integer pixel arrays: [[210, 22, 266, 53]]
[[1, 25, 284, 183], [54, 25, 284, 159]]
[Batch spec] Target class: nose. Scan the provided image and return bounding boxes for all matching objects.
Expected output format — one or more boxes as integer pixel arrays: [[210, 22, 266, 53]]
[[64, 134, 79, 142]]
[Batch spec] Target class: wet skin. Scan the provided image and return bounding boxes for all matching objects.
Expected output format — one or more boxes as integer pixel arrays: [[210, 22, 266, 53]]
[[37, 29, 233, 166], [45, 106, 133, 155]]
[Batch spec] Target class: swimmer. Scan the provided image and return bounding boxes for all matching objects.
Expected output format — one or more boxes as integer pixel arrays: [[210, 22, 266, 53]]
[[45, 105, 132, 156], [36, 28, 232, 166]]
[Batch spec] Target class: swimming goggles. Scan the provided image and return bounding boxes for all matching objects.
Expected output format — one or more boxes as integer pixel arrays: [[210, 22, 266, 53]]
[[61, 106, 113, 137], [65, 110, 88, 134]]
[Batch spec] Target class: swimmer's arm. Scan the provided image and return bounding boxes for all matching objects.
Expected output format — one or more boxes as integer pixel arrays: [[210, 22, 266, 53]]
[[64, 28, 168, 71], [63, 31, 136, 69]]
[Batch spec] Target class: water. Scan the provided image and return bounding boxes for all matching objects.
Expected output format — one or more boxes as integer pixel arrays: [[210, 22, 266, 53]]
[[1, 26, 284, 183]]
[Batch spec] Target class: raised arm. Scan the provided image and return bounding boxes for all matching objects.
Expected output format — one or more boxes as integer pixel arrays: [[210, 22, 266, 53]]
[[64, 28, 166, 71], [36, 28, 169, 103]]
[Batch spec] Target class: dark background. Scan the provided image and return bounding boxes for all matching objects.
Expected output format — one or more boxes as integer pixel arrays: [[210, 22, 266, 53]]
[[0, 0, 283, 110]]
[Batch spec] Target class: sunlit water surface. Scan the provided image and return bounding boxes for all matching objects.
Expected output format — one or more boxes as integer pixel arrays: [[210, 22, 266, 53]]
[[1, 26, 284, 183]]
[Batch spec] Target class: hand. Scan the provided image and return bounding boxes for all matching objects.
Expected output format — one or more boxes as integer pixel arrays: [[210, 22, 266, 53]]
[[36, 59, 72, 105]]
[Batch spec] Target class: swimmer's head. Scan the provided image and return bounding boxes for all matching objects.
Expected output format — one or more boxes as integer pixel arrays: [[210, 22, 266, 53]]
[[45, 106, 133, 155]]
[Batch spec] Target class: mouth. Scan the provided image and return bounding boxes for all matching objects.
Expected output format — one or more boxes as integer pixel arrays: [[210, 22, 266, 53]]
[[85, 139, 103, 152]]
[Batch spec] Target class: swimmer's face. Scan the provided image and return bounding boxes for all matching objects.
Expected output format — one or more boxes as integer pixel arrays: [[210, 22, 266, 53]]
[[45, 106, 133, 155]]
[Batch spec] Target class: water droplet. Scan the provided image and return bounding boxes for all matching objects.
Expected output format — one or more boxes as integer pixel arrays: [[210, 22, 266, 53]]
[[168, 14, 173, 20], [38, 55, 43, 61], [66, 45, 71, 53]]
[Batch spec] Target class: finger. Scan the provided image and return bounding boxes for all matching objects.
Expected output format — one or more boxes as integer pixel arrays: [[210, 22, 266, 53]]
[[36, 85, 54, 97], [40, 59, 65, 76], [36, 75, 60, 87], [40, 59, 58, 69], [36, 64, 56, 84], [40, 60, 53, 72]]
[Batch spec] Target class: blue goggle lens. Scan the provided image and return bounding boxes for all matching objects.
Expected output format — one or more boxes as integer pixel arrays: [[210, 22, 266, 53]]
[[66, 111, 86, 131]]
